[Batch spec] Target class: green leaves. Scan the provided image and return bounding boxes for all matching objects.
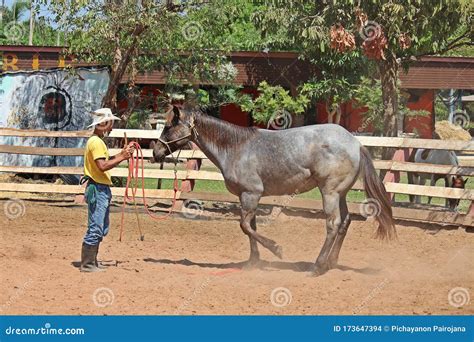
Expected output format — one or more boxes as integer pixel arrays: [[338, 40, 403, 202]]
[[235, 81, 310, 124], [353, 76, 428, 135]]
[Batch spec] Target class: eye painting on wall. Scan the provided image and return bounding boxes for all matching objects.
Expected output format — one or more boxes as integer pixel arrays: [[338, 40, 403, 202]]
[[0, 67, 110, 170]]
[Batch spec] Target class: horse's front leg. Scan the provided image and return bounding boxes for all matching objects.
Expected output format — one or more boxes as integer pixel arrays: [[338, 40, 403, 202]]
[[240, 192, 283, 261]]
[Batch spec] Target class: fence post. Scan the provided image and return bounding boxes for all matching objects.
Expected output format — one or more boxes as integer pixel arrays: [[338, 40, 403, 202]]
[[382, 148, 412, 201], [181, 143, 202, 193], [74, 176, 86, 204], [176, 143, 202, 212]]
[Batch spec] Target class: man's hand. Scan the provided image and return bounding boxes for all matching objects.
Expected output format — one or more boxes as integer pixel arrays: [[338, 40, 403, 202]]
[[95, 145, 136, 172], [120, 145, 135, 161]]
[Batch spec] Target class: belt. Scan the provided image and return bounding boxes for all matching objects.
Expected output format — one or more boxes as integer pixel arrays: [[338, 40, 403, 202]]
[[80, 176, 108, 186]]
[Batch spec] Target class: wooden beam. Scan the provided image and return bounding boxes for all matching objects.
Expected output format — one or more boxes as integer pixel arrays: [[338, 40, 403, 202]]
[[458, 156, 474, 167], [0, 182, 179, 198], [0, 166, 224, 181], [384, 182, 474, 200], [373, 160, 474, 176], [108, 129, 161, 139], [0, 128, 91, 138], [108, 148, 208, 159], [2, 168, 472, 199], [1, 128, 473, 152], [2, 162, 473, 179], [0, 145, 84, 156], [1, 185, 470, 226], [0, 166, 83, 175], [356, 136, 474, 151]]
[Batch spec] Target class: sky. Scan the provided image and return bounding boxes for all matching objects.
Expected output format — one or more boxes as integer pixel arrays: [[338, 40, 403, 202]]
[[2, 0, 53, 21]]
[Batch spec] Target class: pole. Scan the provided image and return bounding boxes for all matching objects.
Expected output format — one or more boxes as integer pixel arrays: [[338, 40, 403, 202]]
[[28, 1, 34, 45]]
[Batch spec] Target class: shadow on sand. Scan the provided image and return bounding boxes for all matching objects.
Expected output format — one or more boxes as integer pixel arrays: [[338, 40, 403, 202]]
[[143, 257, 381, 275]]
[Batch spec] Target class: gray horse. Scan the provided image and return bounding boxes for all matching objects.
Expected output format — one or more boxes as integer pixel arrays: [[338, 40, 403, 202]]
[[153, 106, 396, 276]]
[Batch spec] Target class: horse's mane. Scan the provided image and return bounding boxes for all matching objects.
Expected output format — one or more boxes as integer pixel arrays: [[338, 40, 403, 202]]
[[195, 114, 258, 152]]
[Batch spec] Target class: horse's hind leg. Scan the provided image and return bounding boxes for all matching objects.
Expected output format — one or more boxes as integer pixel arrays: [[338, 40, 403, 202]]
[[248, 216, 260, 265], [311, 191, 341, 276], [327, 195, 351, 269], [240, 192, 282, 260]]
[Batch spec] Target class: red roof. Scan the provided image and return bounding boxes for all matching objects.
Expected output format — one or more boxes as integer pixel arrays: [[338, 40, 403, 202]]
[[1, 45, 473, 89]]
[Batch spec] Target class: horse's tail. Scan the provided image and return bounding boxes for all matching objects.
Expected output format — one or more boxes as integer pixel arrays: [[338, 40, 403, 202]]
[[359, 145, 397, 240]]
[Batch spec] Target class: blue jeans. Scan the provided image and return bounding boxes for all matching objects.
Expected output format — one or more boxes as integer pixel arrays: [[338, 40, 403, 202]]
[[83, 183, 112, 246]]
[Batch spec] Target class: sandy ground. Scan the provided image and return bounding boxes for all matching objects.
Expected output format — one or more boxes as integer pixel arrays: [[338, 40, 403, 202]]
[[0, 199, 473, 315]]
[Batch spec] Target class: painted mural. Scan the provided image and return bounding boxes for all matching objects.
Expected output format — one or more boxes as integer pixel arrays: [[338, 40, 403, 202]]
[[0, 67, 110, 169]]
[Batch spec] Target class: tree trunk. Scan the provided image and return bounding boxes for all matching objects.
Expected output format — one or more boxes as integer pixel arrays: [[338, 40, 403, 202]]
[[378, 52, 399, 160], [379, 52, 399, 137], [101, 24, 145, 115], [102, 44, 122, 111], [28, 2, 34, 45]]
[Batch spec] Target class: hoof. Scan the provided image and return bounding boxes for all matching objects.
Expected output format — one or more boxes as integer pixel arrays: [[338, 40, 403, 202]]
[[309, 264, 328, 277], [243, 258, 261, 270], [273, 245, 283, 259], [327, 259, 338, 270], [80, 266, 104, 273]]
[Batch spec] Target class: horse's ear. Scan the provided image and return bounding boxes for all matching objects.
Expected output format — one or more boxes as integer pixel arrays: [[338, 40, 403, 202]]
[[172, 105, 181, 119], [165, 105, 181, 125]]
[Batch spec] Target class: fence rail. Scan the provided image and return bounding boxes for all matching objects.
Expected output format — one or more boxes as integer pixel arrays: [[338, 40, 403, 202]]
[[0, 128, 473, 226]]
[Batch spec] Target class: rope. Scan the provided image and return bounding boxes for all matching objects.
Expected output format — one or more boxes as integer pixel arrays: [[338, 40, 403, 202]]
[[119, 141, 179, 242]]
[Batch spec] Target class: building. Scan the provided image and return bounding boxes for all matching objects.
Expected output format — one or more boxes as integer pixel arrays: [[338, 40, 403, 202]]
[[1, 45, 473, 138]]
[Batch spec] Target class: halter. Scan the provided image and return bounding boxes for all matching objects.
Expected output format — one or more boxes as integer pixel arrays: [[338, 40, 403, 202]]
[[156, 120, 199, 162]]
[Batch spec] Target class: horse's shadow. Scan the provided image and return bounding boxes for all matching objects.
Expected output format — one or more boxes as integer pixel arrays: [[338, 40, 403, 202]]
[[143, 257, 380, 275]]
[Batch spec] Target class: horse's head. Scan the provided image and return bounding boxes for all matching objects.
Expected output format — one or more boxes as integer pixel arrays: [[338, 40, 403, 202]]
[[153, 105, 197, 162], [448, 175, 467, 210]]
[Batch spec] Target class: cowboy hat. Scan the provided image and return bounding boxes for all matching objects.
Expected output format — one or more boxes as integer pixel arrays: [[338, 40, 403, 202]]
[[87, 108, 121, 128]]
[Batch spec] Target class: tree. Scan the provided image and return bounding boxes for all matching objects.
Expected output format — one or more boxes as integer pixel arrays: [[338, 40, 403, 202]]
[[254, 1, 473, 137], [0, 1, 30, 44], [42, 0, 271, 125], [0, 1, 59, 45]]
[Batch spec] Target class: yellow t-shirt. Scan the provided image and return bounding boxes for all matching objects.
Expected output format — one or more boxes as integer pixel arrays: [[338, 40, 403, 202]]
[[83, 135, 112, 185]]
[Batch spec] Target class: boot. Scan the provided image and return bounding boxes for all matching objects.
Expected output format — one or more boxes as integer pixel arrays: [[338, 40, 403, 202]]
[[80, 243, 103, 272], [95, 243, 108, 269]]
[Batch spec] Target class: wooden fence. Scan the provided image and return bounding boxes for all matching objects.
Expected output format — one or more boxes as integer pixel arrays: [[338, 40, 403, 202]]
[[0, 127, 473, 227]]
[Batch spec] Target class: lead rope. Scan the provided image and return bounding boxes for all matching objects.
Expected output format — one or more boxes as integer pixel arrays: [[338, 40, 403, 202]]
[[119, 140, 180, 242]]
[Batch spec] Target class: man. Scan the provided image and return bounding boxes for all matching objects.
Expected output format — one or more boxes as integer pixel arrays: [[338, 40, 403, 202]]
[[80, 108, 134, 272]]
